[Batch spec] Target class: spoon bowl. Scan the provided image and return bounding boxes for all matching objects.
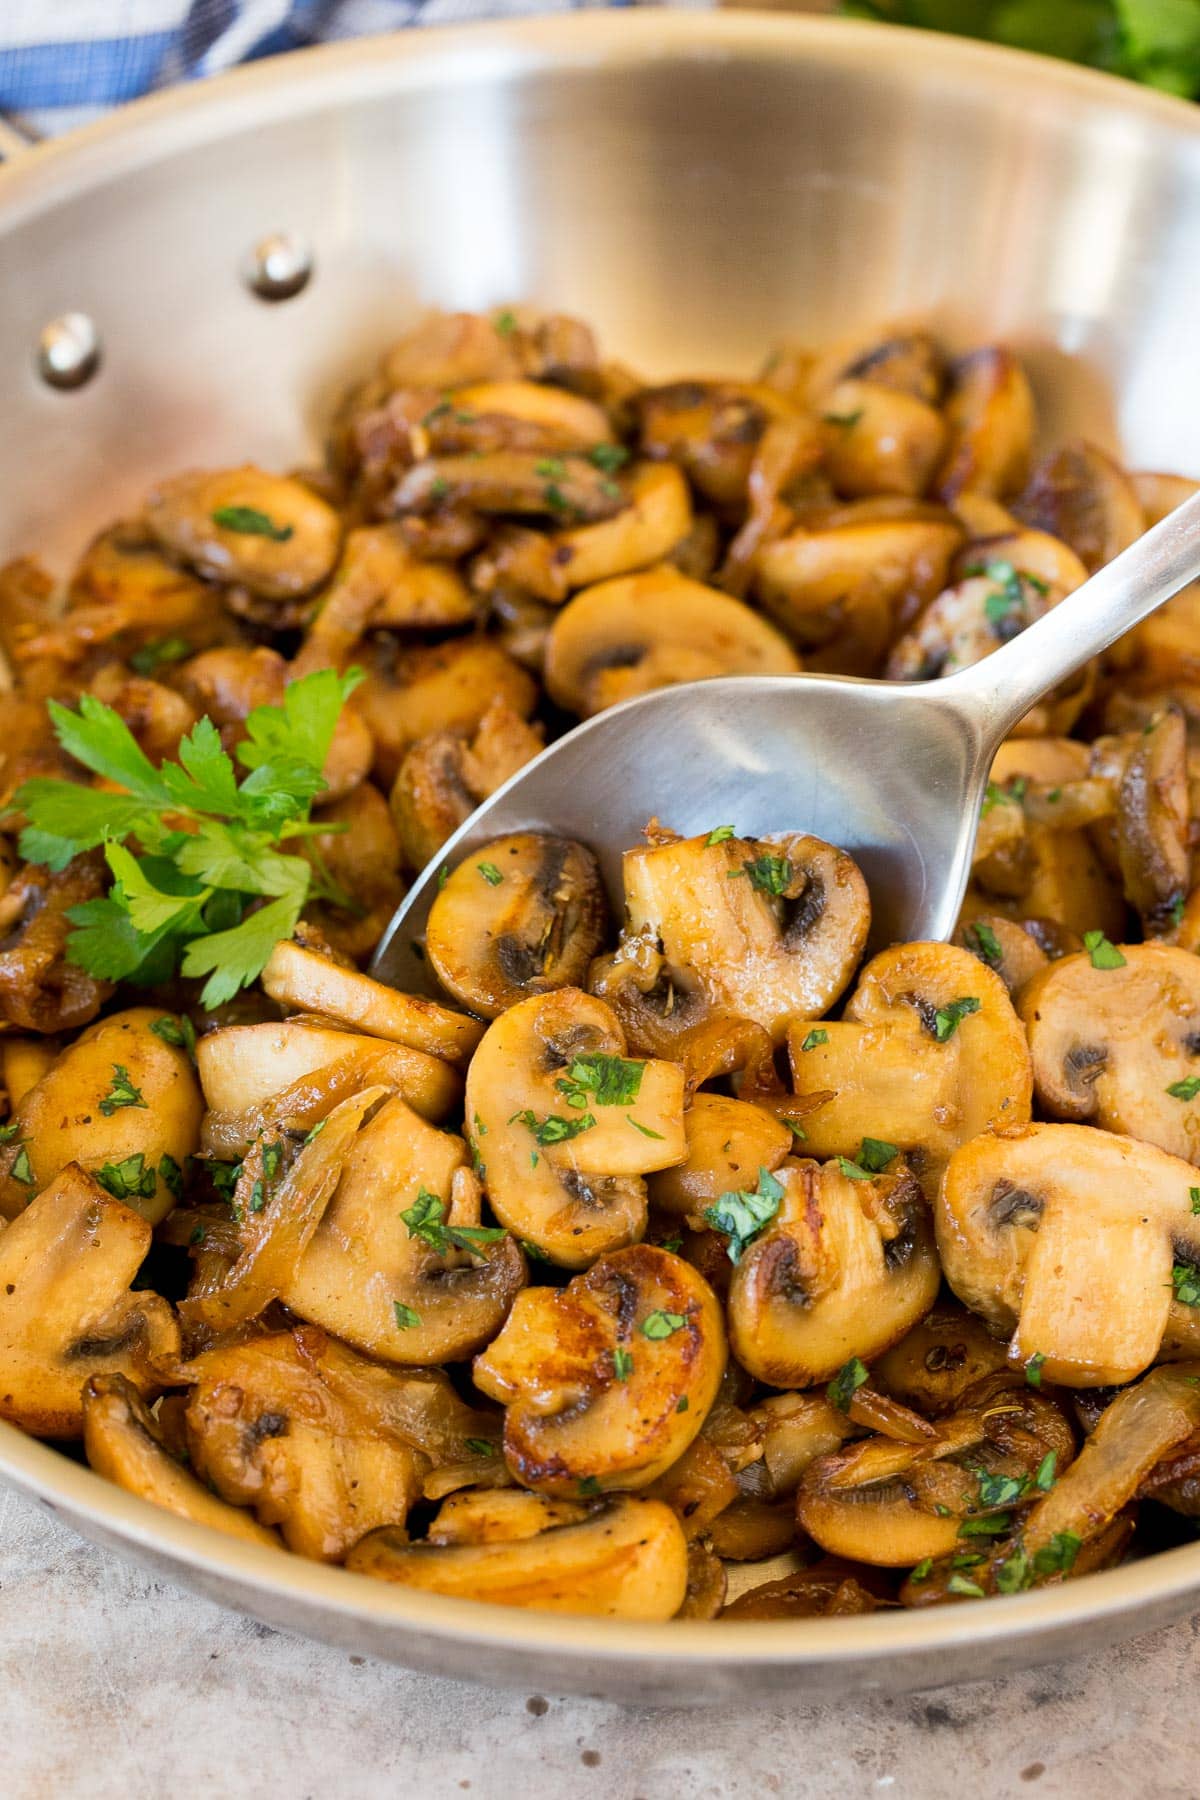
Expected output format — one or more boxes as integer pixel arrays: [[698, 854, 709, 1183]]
[[374, 490, 1200, 994]]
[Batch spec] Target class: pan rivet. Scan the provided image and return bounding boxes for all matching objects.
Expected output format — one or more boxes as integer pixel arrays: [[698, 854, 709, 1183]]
[[36, 313, 101, 390], [244, 233, 314, 302]]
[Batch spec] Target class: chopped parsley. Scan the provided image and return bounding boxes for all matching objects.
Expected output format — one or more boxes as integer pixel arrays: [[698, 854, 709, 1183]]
[[706, 825, 735, 846], [977, 1470, 1029, 1508], [981, 779, 1024, 816], [858, 1137, 899, 1174], [159, 1153, 184, 1201], [1025, 1353, 1045, 1389], [0, 1122, 22, 1143], [946, 1574, 986, 1598], [627, 1116, 664, 1139], [932, 995, 981, 1042], [587, 444, 630, 474], [262, 1142, 283, 1182], [10, 1146, 33, 1186], [99, 1064, 147, 1116], [642, 1310, 688, 1340], [800, 1028, 829, 1052], [476, 861, 503, 886], [95, 1153, 156, 1202], [211, 504, 293, 541], [959, 1514, 1010, 1538], [1170, 894, 1186, 927], [1083, 930, 1126, 970], [393, 1302, 421, 1330], [578, 1476, 601, 1497], [130, 636, 192, 677], [910, 1558, 933, 1583], [703, 1165, 785, 1262], [742, 854, 794, 896], [510, 1108, 596, 1145], [827, 1356, 869, 1413], [823, 408, 864, 429], [1168, 1077, 1200, 1102], [1172, 1262, 1200, 1307], [464, 1439, 496, 1457], [965, 921, 1003, 967], [1032, 1532, 1081, 1576], [494, 309, 517, 335], [556, 1052, 645, 1110], [1191, 1188, 1200, 1215], [612, 1348, 634, 1381], [401, 1186, 506, 1257], [150, 1015, 196, 1057], [302, 1120, 327, 1146], [1034, 1452, 1057, 1492], [248, 1178, 266, 1214], [676, 1396, 689, 1413]]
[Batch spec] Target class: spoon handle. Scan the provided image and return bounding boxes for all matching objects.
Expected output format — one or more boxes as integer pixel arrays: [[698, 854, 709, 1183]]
[[940, 488, 1200, 749]]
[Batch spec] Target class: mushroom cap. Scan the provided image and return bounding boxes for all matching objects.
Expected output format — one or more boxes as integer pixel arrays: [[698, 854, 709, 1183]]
[[932, 347, 1036, 504], [425, 834, 608, 1019], [145, 466, 342, 599], [347, 1495, 688, 1619], [727, 1158, 940, 1387], [937, 1121, 1200, 1385], [464, 988, 686, 1268], [474, 1244, 726, 1493], [619, 828, 870, 1047], [1020, 943, 1200, 1162], [648, 1093, 793, 1219]]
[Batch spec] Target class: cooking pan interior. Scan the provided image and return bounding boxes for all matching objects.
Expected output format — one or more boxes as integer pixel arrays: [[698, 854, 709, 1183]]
[[1, 11, 1200, 1698], [1, 10, 1199, 576]]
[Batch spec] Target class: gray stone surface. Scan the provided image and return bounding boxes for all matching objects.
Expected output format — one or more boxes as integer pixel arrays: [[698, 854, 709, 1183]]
[[0, 1482, 1192, 1799]]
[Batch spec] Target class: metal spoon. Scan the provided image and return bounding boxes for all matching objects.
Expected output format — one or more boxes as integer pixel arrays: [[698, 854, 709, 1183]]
[[373, 491, 1200, 992]]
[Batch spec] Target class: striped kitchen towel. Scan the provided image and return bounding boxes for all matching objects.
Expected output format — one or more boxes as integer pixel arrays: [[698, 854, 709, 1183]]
[[1, 0, 701, 139]]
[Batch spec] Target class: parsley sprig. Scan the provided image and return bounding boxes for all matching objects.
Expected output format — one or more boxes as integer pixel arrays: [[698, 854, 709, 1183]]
[[12, 668, 362, 1009], [401, 1186, 506, 1257]]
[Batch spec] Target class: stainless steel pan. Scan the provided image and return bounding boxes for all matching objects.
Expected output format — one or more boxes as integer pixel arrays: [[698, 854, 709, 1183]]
[[1, 11, 1199, 1702]]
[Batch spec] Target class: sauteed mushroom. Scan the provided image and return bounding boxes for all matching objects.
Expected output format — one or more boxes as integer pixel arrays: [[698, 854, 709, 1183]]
[[474, 1245, 725, 1492], [726, 1158, 939, 1386], [0, 856, 113, 1035], [937, 1123, 1200, 1385], [0, 1164, 180, 1435], [390, 701, 545, 872], [425, 834, 608, 1017], [353, 634, 537, 787], [933, 348, 1036, 503], [543, 565, 799, 717], [464, 989, 686, 1266], [1014, 441, 1144, 572], [819, 379, 947, 500], [348, 1494, 688, 1619], [145, 466, 342, 600], [873, 1303, 1011, 1414], [649, 1094, 792, 1220]]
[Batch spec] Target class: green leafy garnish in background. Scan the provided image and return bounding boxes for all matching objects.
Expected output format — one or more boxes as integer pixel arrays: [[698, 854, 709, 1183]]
[[840, 1, 1200, 99], [12, 667, 362, 1010]]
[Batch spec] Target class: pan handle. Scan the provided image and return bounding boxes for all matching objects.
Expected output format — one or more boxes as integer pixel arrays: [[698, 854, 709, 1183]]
[[0, 115, 39, 163]]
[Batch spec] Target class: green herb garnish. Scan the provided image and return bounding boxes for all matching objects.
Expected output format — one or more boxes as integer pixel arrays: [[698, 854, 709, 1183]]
[[1083, 930, 1126, 970], [95, 1153, 156, 1202], [130, 636, 192, 677], [393, 1302, 421, 1330], [800, 1028, 829, 1052], [706, 825, 735, 846], [150, 1015, 196, 1057], [827, 1356, 870, 1413], [642, 1310, 688, 1340], [401, 1186, 506, 1257], [965, 921, 1003, 967], [612, 1348, 633, 1381], [211, 505, 293, 541], [932, 996, 981, 1042], [510, 1108, 596, 1145], [476, 862, 503, 886], [556, 1052, 645, 1110], [98, 1064, 146, 1117], [703, 1166, 785, 1262]]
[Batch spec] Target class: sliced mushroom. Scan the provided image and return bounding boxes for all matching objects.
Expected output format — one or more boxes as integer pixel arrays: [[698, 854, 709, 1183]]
[[872, 1302, 1012, 1414], [0, 854, 112, 1035], [196, 1016, 462, 1150], [425, 834, 608, 1018], [727, 1158, 939, 1386], [613, 827, 869, 1047], [648, 1094, 793, 1220], [937, 1122, 1200, 1385], [297, 782, 406, 963], [0, 1006, 202, 1224], [638, 380, 797, 509], [392, 452, 624, 523], [0, 1035, 59, 1111], [260, 931, 484, 1068], [292, 524, 477, 677], [1134, 471, 1200, 530], [543, 564, 799, 718], [722, 1561, 889, 1619], [953, 913, 1050, 997], [1088, 708, 1189, 930], [144, 466, 341, 600], [789, 942, 1032, 1181], [1019, 944, 1200, 1163], [464, 988, 685, 1266], [748, 1391, 859, 1497], [65, 520, 226, 661], [932, 347, 1036, 503], [348, 1494, 688, 1619], [1013, 441, 1144, 573], [281, 1096, 525, 1365], [0, 1163, 180, 1435], [473, 1244, 725, 1492], [353, 633, 537, 788], [182, 1328, 443, 1559], [644, 1434, 740, 1539], [819, 379, 947, 500], [83, 1374, 281, 1548], [753, 501, 963, 674], [797, 1373, 1074, 1565], [802, 326, 945, 408], [472, 463, 694, 603], [389, 701, 546, 873]]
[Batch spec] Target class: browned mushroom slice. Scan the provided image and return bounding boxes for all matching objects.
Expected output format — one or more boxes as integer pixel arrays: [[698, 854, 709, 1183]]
[[932, 348, 1036, 503], [392, 451, 625, 524], [473, 463, 694, 604], [722, 1561, 889, 1619], [616, 827, 869, 1047], [348, 1494, 688, 1619], [1013, 441, 1144, 573], [296, 782, 406, 964], [352, 634, 538, 788], [802, 327, 945, 407], [543, 564, 799, 718], [389, 701, 546, 873], [0, 1006, 201, 1225], [638, 380, 797, 509], [425, 834, 607, 1018], [292, 523, 477, 677], [260, 931, 484, 1068], [819, 379, 947, 500], [175, 645, 372, 803], [1133, 471, 1200, 529], [937, 1123, 1200, 1386], [280, 1098, 525, 1365], [0, 1163, 180, 1435], [0, 1035, 59, 1111], [144, 466, 341, 600], [64, 519, 226, 660], [789, 941, 1031, 1179], [726, 1159, 939, 1386], [83, 1374, 281, 1548], [374, 311, 527, 391], [678, 1542, 728, 1619], [0, 854, 112, 1035], [648, 1094, 793, 1220], [872, 1303, 1012, 1414], [196, 1016, 461, 1151], [797, 1373, 1074, 1565], [747, 1391, 859, 1497], [1088, 709, 1189, 930], [644, 1435, 740, 1540], [183, 1329, 444, 1559], [1019, 943, 1200, 1162], [474, 1245, 725, 1494], [954, 914, 1050, 997], [753, 501, 963, 675], [464, 988, 686, 1267]]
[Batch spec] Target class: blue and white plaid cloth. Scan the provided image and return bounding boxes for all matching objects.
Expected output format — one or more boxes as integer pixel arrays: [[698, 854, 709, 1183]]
[[0, 0, 669, 139]]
